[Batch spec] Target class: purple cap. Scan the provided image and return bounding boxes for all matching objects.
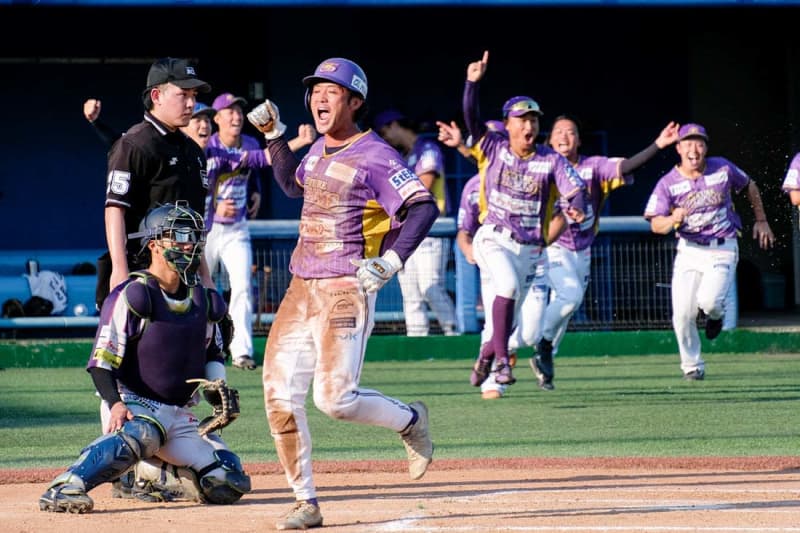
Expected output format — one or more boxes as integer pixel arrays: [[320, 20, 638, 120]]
[[192, 102, 216, 119], [485, 120, 506, 134], [212, 92, 248, 112], [502, 96, 543, 118], [373, 109, 406, 131], [678, 123, 708, 141]]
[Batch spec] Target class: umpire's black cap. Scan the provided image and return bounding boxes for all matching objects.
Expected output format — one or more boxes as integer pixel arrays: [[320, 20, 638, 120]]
[[145, 57, 211, 93]]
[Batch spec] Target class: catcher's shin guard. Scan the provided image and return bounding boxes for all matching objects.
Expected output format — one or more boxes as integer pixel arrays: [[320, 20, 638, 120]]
[[196, 450, 251, 504], [69, 417, 163, 491]]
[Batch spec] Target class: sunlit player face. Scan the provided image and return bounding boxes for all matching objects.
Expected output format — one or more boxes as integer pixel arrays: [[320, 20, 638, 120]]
[[676, 137, 708, 173], [548, 118, 581, 161], [505, 113, 539, 157], [309, 82, 361, 136]]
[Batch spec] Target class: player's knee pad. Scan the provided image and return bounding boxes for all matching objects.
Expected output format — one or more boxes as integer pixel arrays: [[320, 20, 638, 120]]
[[197, 450, 251, 504], [120, 416, 165, 459]]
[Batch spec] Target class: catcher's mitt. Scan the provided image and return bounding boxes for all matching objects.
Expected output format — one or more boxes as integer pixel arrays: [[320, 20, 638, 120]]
[[186, 378, 240, 436]]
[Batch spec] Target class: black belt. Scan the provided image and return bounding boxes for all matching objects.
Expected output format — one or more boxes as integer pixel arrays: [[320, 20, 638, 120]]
[[492, 225, 537, 245], [694, 237, 727, 246]]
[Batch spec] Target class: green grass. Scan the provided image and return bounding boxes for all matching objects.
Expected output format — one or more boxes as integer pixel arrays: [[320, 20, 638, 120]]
[[1, 352, 798, 469]]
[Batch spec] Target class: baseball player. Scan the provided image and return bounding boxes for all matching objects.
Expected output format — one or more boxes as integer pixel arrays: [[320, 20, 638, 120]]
[[781, 152, 800, 210], [374, 109, 458, 336], [39, 202, 251, 514], [529, 116, 681, 390], [446, 119, 549, 399], [644, 123, 774, 380], [247, 57, 436, 530], [463, 50, 587, 389], [203, 92, 265, 371]]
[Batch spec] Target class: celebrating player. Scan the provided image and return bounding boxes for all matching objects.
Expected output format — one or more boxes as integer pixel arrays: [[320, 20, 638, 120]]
[[644, 123, 774, 380], [247, 57, 436, 530], [462, 50, 587, 389], [373, 109, 458, 336], [39, 202, 251, 514], [528, 116, 681, 390]]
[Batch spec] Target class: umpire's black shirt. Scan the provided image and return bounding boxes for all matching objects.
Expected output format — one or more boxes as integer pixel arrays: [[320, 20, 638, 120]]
[[105, 111, 209, 257]]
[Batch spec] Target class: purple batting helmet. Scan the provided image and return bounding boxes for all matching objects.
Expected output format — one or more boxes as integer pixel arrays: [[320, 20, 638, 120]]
[[502, 96, 543, 118], [678, 123, 709, 142], [302, 57, 368, 111]]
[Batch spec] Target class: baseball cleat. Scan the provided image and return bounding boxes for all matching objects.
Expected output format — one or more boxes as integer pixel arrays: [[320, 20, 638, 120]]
[[494, 359, 516, 385], [683, 369, 705, 381], [470, 357, 493, 387], [704, 317, 723, 340], [232, 355, 257, 370], [530, 357, 555, 390], [276, 500, 323, 530], [39, 482, 94, 514], [401, 401, 433, 480]]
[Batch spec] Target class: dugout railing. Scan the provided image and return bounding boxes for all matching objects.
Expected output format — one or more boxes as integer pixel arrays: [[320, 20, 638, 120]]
[[228, 216, 686, 336]]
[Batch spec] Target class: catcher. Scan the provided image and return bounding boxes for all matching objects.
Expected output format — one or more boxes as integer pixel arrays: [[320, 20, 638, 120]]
[[39, 202, 250, 514]]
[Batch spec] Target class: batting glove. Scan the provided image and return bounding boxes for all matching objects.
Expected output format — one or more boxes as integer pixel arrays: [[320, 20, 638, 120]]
[[350, 250, 403, 293], [247, 99, 287, 141]]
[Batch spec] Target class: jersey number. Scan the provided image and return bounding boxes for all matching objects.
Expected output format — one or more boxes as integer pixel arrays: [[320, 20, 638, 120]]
[[107, 170, 131, 195]]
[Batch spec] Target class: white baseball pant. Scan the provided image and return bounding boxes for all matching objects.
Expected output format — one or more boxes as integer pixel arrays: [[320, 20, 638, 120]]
[[671, 238, 738, 374], [204, 221, 254, 359], [541, 243, 592, 354], [397, 236, 457, 336]]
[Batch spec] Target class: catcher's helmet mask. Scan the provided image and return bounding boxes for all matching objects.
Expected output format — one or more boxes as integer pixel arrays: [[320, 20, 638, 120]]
[[129, 201, 206, 286]]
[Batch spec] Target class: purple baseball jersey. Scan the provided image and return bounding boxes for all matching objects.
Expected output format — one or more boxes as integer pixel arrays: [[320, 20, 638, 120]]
[[471, 132, 587, 246], [457, 174, 481, 236], [781, 152, 800, 193], [644, 156, 751, 244], [556, 155, 631, 251], [408, 137, 449, 215], [205, 133, 265, 226], [87, 274, 225, 406], [290, 130, 433, 278]]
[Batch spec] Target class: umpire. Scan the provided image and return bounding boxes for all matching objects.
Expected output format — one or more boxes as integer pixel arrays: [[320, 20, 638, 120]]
[[96, 57, 212, 309]]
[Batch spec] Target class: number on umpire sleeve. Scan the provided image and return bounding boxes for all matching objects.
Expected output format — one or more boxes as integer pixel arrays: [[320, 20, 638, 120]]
[[107, 170, 131, 195]]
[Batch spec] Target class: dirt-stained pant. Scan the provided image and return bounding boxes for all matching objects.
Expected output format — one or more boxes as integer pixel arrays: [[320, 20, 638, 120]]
[[263, 276, 415, 501]]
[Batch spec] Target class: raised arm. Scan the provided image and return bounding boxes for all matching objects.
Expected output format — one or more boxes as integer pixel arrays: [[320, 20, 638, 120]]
[[463, 51, 489, 144]]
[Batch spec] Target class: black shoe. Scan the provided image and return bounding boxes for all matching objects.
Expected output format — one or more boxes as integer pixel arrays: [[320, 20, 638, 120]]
[[683, 369, 705, 381], [531, 339, 554, 390], [705, 317, 723, 340]]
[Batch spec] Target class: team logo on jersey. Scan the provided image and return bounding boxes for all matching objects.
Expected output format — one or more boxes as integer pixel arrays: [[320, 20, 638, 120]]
[[705, 170, 728, 186], [389, 168, 417, 189], [527, 161, 552, 174], [304, 155, 320, 172], [669, 180, 692, 196], [500, 148, 516, 166], [330, 317, 356, 329], [325, 161, 357, 184], [200, 168, 208, 189]]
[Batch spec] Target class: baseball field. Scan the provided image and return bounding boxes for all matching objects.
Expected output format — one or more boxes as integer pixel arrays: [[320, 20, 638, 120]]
[[2, 329, 799, 532]]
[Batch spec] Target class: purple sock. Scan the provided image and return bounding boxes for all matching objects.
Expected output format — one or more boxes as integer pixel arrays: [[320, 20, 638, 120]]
[[491, 295, 515, 363]]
